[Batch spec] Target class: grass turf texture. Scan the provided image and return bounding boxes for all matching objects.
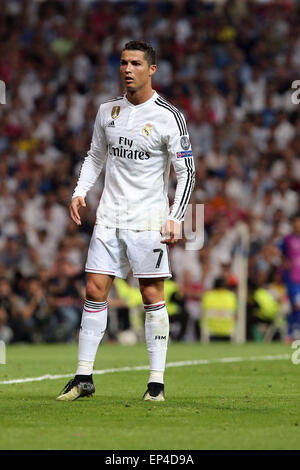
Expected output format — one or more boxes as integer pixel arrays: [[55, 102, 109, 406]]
[[0, 342, 299, 450]]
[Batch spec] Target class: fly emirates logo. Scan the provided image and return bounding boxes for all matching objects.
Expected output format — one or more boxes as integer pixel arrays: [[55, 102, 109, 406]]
[[109, 136, 150, 160]]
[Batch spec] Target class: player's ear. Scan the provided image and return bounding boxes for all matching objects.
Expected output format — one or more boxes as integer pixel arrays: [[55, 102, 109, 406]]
[[149, 64, 157, 77]]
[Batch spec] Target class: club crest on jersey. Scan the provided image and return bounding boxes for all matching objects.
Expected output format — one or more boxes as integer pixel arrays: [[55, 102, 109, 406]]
[[111, 106, 120, 119], [180, 136, 190, 150], [142, 124, 152, 137]]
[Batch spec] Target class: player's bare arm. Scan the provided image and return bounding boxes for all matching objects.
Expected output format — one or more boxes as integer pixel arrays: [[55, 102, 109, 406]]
[[70, 196, 86, 226]]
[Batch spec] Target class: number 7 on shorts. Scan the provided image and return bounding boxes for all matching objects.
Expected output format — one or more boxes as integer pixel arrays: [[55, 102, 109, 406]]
[[153, 248, 163, 268]]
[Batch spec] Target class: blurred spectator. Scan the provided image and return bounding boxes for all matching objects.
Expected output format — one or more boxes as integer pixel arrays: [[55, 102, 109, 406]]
[[247, 270, 284, 342], [201, 277, 237, 342], [0, 278, 17, 343], [47, 270, 83, 343], [278, 213, 300, 341], [165, 279, 187, 341], [16, 277, 51, 343]]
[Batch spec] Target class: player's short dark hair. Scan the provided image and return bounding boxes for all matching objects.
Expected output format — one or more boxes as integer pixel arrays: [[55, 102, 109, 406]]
[[122, 41, 156, 66]]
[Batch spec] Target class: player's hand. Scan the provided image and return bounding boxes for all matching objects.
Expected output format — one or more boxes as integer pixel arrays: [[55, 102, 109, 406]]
[[69, 196, 86, 226], [160, 219, 181, 244]]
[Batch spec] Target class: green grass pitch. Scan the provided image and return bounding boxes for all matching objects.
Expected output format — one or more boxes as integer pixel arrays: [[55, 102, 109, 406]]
[[0, 341, 299, 450]]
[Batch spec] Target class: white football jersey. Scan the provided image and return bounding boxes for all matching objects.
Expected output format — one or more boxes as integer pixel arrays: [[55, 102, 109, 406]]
[[72, 91, 195, 230]]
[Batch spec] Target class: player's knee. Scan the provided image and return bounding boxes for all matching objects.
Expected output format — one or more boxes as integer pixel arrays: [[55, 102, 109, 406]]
[[140, 284, 164, 305], [86, 279, 107, 302]]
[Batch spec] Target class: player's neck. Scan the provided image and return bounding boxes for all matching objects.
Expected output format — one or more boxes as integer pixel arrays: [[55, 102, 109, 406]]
[[126, 87, 155, 106]]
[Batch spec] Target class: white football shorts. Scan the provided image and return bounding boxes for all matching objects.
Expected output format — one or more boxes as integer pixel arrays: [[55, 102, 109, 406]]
[[85, 225, 172, 279]]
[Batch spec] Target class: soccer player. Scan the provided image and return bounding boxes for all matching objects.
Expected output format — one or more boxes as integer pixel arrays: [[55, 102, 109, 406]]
[[56, 41, 195, 402], [279, 213, 300, 342]]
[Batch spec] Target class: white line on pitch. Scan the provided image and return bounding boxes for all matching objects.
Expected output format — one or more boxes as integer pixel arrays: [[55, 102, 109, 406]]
[[0, 354, 290, 385]]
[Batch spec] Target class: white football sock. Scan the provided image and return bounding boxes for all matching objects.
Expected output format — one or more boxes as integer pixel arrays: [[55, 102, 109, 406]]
[[76, 299, 108, 375], [148, 370, 164, 384], [76, 360, 94, 376], [144, 302, 169, 384]]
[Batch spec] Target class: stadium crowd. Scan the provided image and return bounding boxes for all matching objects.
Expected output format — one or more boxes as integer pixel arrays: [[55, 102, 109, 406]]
[[0, 0, 299, 344]]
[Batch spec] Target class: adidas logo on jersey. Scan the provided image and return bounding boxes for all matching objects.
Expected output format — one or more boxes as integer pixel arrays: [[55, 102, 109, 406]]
[[108, 121, 115, 127]]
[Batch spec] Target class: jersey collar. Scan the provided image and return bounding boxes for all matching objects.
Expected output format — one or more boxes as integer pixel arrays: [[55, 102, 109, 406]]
[[124, 90, 158, 109]]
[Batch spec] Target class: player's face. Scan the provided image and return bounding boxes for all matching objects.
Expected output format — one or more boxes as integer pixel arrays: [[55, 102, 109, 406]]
[[120, 50, 156, 92]]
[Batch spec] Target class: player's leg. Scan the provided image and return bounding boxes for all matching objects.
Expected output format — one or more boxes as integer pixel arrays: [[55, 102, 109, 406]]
[[121, 229, 171, 401], [56, 273, 114, 401], [139, 277, 169, 401], [57, 225, 129, 401], [77, 273, 114, 373]]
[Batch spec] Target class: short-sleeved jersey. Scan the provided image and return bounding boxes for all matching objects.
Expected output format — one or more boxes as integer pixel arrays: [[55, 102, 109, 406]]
[[72, 91, 195, 230]]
